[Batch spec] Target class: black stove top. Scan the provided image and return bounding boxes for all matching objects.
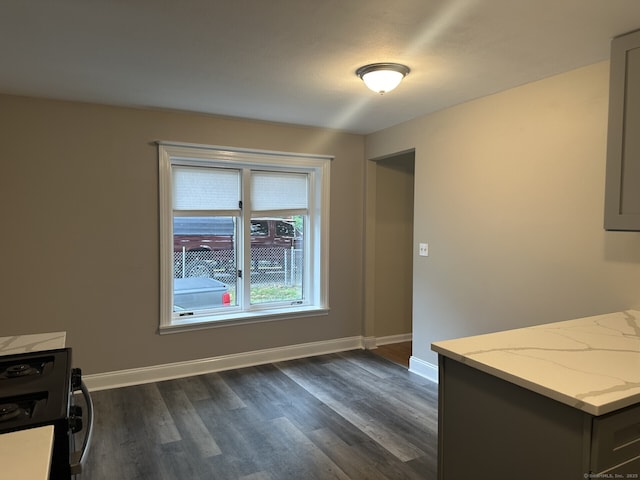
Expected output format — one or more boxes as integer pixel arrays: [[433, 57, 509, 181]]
[[0, 348, 72, 434]]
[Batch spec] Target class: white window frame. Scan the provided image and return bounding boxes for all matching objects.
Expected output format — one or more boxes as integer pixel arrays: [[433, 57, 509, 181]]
[[158, 141, 331, 333]]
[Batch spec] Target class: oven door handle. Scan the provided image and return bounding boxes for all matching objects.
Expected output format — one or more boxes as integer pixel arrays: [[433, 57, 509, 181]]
[[70, 380, 93, 476]]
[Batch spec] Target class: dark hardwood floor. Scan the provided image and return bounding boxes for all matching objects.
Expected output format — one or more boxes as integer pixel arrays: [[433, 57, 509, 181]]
[[79, 349, 437, 480]]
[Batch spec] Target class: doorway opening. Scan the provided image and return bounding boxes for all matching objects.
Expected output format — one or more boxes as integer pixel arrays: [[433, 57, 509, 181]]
[[364, 149, 415, 366]]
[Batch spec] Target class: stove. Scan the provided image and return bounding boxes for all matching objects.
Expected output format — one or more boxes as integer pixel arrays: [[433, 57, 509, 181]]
[[0, 348, 92, 479]]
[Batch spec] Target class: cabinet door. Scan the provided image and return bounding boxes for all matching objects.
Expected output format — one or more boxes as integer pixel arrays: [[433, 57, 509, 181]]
[[591, 403, 640, 473], [599, 455, 640, 476], [605, 29, 640, 230]]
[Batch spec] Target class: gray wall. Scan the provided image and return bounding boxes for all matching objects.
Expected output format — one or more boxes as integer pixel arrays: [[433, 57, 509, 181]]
[[4, 60, 637, 375], [366, 61, 640, 365], [0, 95, 365, 374]]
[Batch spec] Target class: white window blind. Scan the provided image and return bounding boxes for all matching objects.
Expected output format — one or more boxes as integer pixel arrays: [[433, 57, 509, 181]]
[[251, 171, 308, 211], [173, 166, 240, 210]]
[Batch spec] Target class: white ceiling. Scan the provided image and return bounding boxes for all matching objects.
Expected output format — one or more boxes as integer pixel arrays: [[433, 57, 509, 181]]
[[2, 0, 640, 134]]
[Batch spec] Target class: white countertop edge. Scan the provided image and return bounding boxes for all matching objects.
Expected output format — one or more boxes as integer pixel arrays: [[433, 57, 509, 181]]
[[433, 347, 638, 416], [432, 310, 640, 417], [0, 332, 66, 356]]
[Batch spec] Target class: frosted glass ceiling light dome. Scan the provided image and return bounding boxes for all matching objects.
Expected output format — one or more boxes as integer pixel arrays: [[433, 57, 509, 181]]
[[356, 63, 410, 94]]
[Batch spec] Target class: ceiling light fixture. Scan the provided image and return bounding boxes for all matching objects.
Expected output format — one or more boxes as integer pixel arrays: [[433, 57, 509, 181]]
[[356, 63, 410, 94]]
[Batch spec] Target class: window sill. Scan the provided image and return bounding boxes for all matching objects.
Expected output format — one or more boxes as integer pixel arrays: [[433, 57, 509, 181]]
[[159, 306, 330, 334]]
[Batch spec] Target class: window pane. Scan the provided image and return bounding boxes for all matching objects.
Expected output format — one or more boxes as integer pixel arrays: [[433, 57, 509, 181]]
[[251, 172, 308, 211], [173, 216, 237, 312], [173, 166, 240, 210], [250, 216, 304, 304]]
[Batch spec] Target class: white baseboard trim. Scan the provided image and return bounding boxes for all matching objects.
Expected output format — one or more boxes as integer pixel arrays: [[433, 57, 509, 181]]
[[363, 336, 377, 349], [84, 336, 364, 392], [408, 356, 438, 384], [375, 333, 412, 346], [365, 333, 412, 350]]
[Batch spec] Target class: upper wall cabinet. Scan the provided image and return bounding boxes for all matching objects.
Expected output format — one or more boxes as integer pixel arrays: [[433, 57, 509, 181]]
[[605, 29, 640, 230]]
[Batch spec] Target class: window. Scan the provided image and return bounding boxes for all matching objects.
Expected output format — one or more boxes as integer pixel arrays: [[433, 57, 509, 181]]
[[158, 142, 331, 331]]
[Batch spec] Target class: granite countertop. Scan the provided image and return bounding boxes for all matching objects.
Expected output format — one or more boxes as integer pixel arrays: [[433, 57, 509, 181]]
[[431, 310, 640, 416]]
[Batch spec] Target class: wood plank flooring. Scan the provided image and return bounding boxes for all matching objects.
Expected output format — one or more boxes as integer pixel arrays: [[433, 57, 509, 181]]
[[78, 349, 438, 480], [371, 342, 412, 368]]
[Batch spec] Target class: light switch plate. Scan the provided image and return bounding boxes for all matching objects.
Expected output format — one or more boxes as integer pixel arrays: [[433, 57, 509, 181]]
[[419, 243, 428, 257]]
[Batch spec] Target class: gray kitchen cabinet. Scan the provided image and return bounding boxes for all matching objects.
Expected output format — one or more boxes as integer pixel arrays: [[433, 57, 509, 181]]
[[605, 29, 640, 230], [437, 356, 640, 479], [591, 403, 640, 475]]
